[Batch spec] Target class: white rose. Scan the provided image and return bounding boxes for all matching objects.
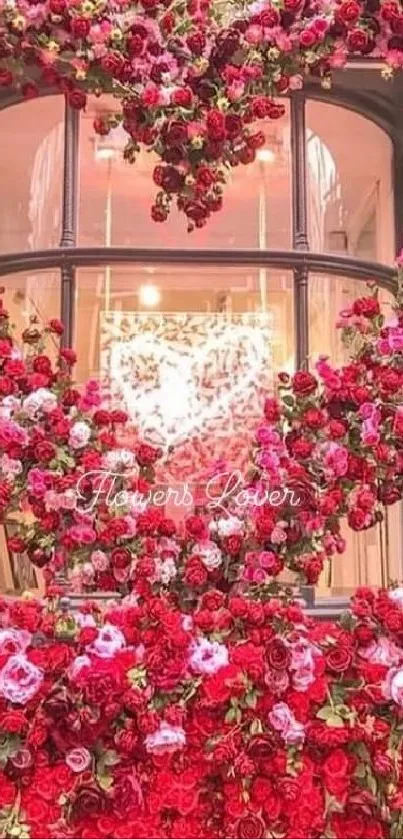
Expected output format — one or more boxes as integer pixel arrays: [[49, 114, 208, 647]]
[[190, 638, 228, 675], [193, 540, 222, 570], [145, 723, 186, 754], [384, 668, 403, 707], [389, 588, 403, 608], [69, 421, 92, 449], [216, 515, 243, 537], [87, 624, 126, 659]]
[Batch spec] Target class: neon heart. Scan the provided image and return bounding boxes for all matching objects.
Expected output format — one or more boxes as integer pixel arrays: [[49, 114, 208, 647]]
[[100, 312, 273, 450]]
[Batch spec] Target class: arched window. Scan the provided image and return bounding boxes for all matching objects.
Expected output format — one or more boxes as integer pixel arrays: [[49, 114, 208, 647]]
[[0, 82, 400, 603]]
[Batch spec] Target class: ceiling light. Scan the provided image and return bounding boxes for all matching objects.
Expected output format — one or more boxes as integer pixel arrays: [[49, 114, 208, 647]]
[[139, 284, 161, 307], [94, 145, 116, 161], [257, 148, 276, 164]]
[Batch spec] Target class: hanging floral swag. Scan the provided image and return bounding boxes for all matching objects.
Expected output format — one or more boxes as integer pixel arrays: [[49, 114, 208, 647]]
[[0, 0, 402, 228]]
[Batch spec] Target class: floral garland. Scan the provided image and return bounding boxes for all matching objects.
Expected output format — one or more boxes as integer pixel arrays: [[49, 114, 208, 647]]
[[1, 0, 403, 228], [0, 587, 403, 837]]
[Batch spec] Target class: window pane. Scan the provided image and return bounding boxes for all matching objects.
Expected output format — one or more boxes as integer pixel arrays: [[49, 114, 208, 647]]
[[3, 271, 60, 337], [79, 96, 291, 249], [0, 98, 64, 252], [75, 265, 293, 486], [306, 101, 394, 262], [309, 273, 401, 595]]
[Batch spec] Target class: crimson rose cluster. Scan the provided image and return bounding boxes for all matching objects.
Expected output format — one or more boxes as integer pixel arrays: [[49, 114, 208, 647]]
[[1, 0, 403, 227], [1, 587, 403, 837]]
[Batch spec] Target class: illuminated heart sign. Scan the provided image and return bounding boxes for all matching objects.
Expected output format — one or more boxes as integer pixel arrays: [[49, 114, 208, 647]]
[[100, 312, 273, 478]]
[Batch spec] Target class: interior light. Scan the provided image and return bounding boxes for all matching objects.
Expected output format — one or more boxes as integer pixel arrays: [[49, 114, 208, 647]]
[[139, 285, 161, 307], [257, 148, 276, 164], [94, 145, 117, 162]]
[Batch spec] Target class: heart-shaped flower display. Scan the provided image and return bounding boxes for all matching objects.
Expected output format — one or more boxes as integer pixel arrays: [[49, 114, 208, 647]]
[[101, 311, 273, 479]]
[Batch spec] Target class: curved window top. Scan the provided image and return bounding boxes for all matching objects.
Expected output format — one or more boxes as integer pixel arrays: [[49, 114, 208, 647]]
[[79, 95, 292, 250], [0, 96, 64, 253], [306, 100, 394, 263]]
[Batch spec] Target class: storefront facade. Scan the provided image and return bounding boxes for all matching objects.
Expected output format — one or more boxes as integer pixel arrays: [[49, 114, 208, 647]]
[[1, 62, 403, 599]]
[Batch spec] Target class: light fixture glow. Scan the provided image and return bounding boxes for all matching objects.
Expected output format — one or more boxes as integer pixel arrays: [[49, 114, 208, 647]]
[[95, 146, 116, 161], [257, 148, 275, 164], [139, 284, 161, 307]]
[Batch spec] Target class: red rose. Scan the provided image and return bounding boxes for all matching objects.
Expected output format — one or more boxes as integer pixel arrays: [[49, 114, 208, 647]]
[[347, 28, 368, 50], [223, 534, 243, 556], [337, 0, 361, 24], [325, 646, 352, 673], [0, 70, 13, 87], [0, 710, 27, 733], [292, 370, 317, 396], [264, 398, 280, 422], [267, 638, 290, 670], [93, 409, 110, 426], [378, 367, 400, 394], [101, 52, 125, 77], [70, 17, 91, 38], [0, 339, 12, 358], [206, 109, 226, 141], [185, 515, 207, 539], [291, 437, 314, 459], [35, 441, 56, 463], [328, 419, 347, 438], [136, 443, 160, 466], [127, 33, 146, 57], [7, 536, 26, 553], [352, 296, 380, 317], [300, 28, 317, 47], [156, 165, 184, 194], [49, 0, 66, 12], [187, 31, 206, 55], [323, 748, 350, 782], [49, 318, 64, 335], [235, 814, 265, 839], [184, 556, 207, 586], [33, 354, 52, 374], [111, 548, 131, 568], [67, 89, 87, 109], [72, 787, 105, 821], [171, 87, 193, 108], [166, 120, 188, 146], [348, 507, 370, 531], [0, 772, 16, 807]]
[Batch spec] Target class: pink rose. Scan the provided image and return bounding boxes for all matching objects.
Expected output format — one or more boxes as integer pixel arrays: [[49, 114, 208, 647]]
[[66, 747, 92, 773], [269, 702, 305, 745], [68, 525, 96, 545], [0, 655, 43, 704], [384, 668, 403, 706], [0, 630, 31, 657], [91, 550, 109, 571], [245, 24, 263, 44]]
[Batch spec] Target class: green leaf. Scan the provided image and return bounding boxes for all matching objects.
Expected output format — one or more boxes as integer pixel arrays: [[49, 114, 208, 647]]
[[244, 692, 257, 709], [250, 718, 263, 736], [316, 706, 333, 721], [97, 772, 114, 791], [326, 714, 345, 728]]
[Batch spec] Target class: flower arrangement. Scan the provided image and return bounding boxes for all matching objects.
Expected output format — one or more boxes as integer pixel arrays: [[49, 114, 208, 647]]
[[0, 587, 403, 837], [0, 0, 403, 228], [0, 291, 162, 591], [1, 272, 403, 593]]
